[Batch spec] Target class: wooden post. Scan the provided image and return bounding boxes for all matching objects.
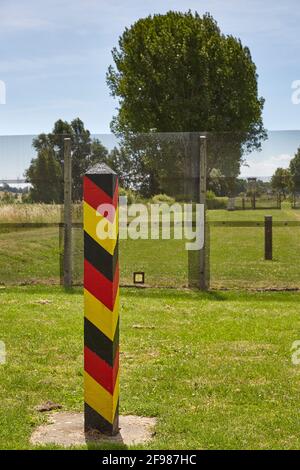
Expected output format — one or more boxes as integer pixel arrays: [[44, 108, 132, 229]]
[[63, 138, 72, 288], [83, 164, 119, 435], [199, 136, 208, 290], [188, 134, 209, 290], [252, 190, 256, 210], [264, 215, 273, 260]]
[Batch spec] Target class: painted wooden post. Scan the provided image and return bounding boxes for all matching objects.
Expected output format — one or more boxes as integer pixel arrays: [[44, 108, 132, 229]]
[[83, 164, 119, 435], [63, 138, 72, 288], [264, 215, 273, 260]]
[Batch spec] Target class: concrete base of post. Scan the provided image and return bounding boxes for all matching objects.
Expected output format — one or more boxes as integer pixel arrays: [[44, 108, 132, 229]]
[[30, 412, 156, 447]]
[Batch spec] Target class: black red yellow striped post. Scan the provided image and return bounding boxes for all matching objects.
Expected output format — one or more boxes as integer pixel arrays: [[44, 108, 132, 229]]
[[83, 164, 119, 435]]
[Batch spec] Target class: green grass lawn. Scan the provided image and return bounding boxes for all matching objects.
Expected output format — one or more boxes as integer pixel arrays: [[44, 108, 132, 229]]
[[0, 204, 299, 289], [1, 286, 300, 450], [0, 226, 61, 285], [207, 201, 300, 222]]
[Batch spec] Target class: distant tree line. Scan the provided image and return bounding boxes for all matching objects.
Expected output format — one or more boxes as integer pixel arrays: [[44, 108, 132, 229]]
[[0, 183, 26, 194], [271, 148, 300, 198], [25, 118, 125, 203]]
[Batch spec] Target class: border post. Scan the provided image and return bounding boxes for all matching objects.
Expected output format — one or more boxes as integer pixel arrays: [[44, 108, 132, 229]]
[[83, 164, 119, 435], [63, 137, 72, 288], [264, 215, 273, 260]]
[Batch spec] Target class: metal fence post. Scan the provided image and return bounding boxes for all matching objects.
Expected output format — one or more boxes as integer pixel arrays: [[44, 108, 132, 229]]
[[187, 134, 209, 290], [265, 215, 273, 260], [63, 137, 72, 288], [83, 164, 119, 435], [199, 136, 208, 290]]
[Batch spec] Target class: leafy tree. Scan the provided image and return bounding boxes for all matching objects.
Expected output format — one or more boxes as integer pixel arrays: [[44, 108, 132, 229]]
[[107, 11, 266, 196], [107, 146, 139, 190], [271, 168, 291, 198], [1, 192, 17, 204], [26, 119, 109, 202], [26, 148, 62, 203], [289, 148, 300, 193]]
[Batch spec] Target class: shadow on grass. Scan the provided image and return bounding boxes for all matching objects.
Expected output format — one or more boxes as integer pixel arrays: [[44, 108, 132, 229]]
[[1, 284, 299, 304], [31, 442, 128, 450], [120, 286, 300, 303]]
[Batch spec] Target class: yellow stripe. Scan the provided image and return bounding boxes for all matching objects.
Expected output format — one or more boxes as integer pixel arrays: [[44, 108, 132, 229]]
[[84, 288, 119, 341], [84, 371, 119, 424], [83, 201, 118, 255]]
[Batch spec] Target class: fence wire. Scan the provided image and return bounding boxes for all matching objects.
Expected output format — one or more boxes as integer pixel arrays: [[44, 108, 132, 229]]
[[1, 131, 300, 290]]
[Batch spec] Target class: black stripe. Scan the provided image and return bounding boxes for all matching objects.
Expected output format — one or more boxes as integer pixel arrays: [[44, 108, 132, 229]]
[[84, 402, 119, 435], [84, 231, 118, 282], [84, 317, 119, 368], [86, 174, 117, 199]]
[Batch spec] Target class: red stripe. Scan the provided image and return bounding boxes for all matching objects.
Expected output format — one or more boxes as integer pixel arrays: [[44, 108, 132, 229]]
[[84, 259, 119, 311], [84, 177, 118, 223], [84, 346, 119, 394]]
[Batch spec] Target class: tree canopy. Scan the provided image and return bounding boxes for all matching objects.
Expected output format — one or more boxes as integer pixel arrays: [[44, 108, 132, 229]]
[[289, 148, 300, 193], [270, 147, 300, 197], [107, 11, 266, 140], [106, 10, 266, 197], [271, 168, 291, 198], [25, 118, 109, 203]]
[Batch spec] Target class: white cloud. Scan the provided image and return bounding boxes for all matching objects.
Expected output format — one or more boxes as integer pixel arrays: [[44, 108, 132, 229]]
[[0, 1, 56, 32], [1, 0, 299, 36], [0, 49, 104, 75], [241, 154, 292, 178]]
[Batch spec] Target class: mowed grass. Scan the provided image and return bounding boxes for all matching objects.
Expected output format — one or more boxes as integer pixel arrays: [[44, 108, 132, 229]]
[[207, 201, 300, 222], [210, 226, 300, 289], [0, 203, 299, 289], [1, 286, 300, 449], [0, 226, 61, 285]]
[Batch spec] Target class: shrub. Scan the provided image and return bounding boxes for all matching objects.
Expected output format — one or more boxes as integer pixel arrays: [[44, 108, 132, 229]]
[[206, 190, 216, 200], [0, 192, 17, 204], [119, 188, 137, 205], [152, 194, 175, 204], [206, 191, 228, 209]]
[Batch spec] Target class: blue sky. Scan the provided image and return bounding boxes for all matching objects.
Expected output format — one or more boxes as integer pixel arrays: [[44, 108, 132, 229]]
[[0, 0, 300, 178]]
